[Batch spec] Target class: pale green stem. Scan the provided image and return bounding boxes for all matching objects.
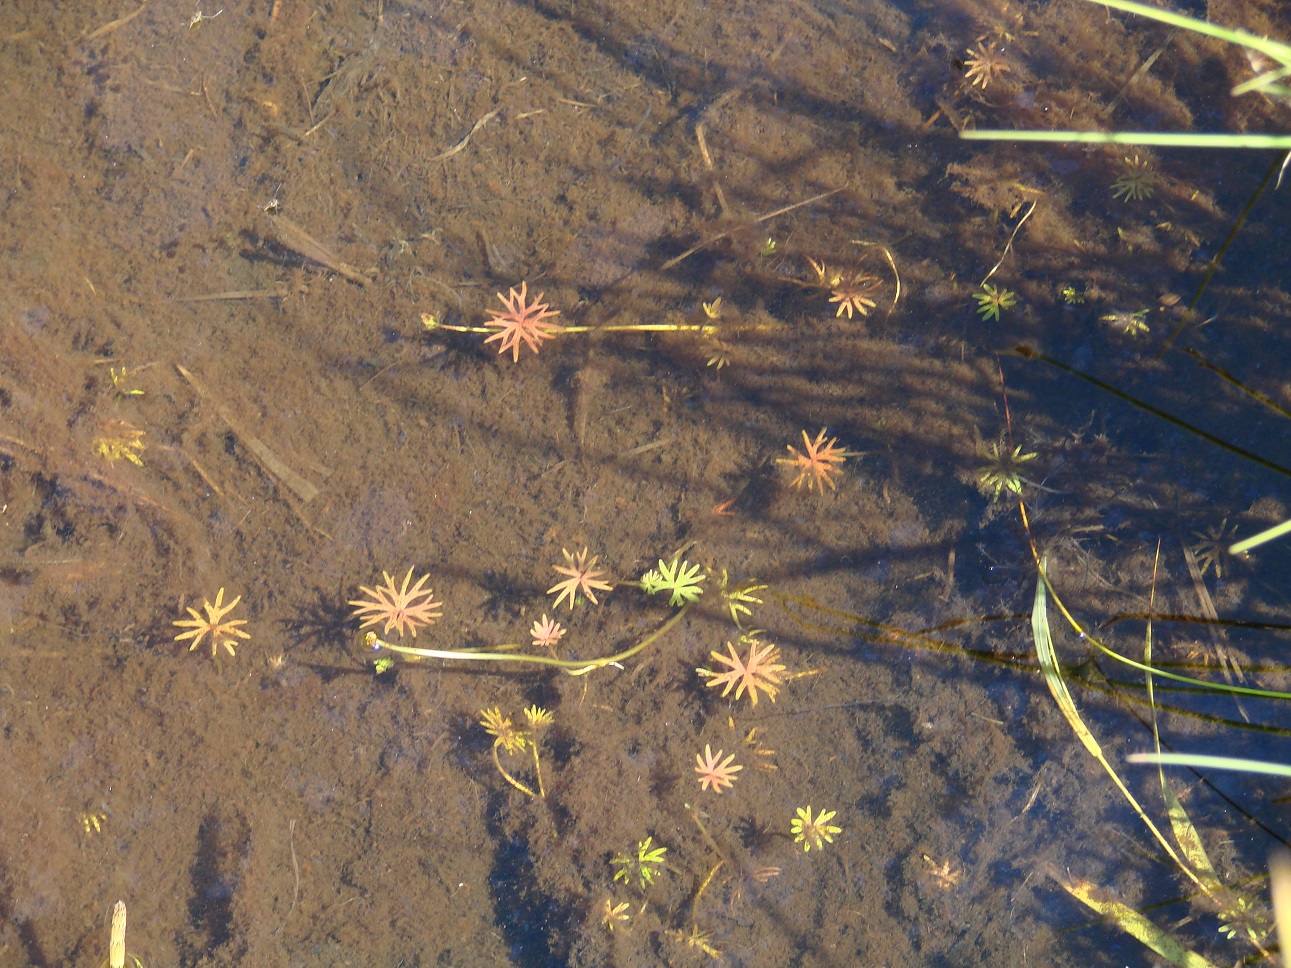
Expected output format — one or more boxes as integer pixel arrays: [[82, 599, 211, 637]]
[[422, 317, 731, 337], [365, 606, 688, 676], [492, 744, 538, 798]]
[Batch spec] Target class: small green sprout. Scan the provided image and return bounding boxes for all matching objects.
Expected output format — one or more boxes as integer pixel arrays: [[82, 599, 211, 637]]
[[1111, 154, 1158, 202], [640, 559, 705, 607], [715, 570, 766, 628], [976, 438, 1037, 499], [1218, 894, 1271, 943], [1100, 308, 1150, 336], [791, 805, 842, 852], [612, 836, 668, 889], [973, 283, 1017, 321], [1060, 284, 1085, 304], [109, 366, 145, 401], [758, 236, 778, 257], [600, 899, 631, 932], [670, 923, 722, 958], [93, 421, 147, 466]]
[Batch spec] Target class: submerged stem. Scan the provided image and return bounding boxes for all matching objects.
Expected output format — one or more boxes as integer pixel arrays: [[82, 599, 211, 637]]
[[365, 606, 688, 675], [492, 744, 538, 798]]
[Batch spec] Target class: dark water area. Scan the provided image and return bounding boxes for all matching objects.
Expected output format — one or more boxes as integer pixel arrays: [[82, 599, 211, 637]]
[[2, 0, 1290, 965]]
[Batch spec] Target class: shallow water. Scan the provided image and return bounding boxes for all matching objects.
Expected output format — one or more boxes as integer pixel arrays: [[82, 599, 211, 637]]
[[2, 1, 1290, 965]]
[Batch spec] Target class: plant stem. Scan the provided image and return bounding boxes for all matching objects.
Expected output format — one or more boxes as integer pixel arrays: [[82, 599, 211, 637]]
[[366, 606, 688, 675], [492, 744, 538, 798], [531, 745, 546, 798]]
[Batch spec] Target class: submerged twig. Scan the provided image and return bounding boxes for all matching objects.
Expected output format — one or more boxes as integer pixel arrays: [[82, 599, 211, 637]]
[[429, 109, 500, 163], [660, 188, 843, 271], [175, 365, 326, 534], [851, 239, 902, 314], [979, 200, 1035, 287], [177, 289, 293, 303], [266, 213, 372, 287], [82, 0, 150, 42]]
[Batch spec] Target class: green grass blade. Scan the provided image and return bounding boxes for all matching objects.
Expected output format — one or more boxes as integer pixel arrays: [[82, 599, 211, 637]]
[[1085, 638, 1291, 701], [1051, 869, 1220, 968], [1127, 752, 1291, 778], [1230, 517, 1291, 554], [961, 131, 1291, 149], [1161, 779, 1222, 888], [1271, 851, 1291, 957], [1144, 550, 1222, 890], [1092, 0, 1291, 67], [1032, 568, 1197, 881]]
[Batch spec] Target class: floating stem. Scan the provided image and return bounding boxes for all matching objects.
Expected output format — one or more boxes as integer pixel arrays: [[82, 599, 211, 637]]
[[365, 606, 688, 676]]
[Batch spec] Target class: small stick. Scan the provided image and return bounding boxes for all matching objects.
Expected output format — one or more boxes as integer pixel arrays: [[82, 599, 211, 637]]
[[619, 439, 669, 458], [429, 109, 500, 163], [175, 364, 321, 504], [267, 213, 371, 287], [851, 239, 902, 315], [287, 819, 300, 922], [694, 123, 729, 216], [660, 188, 843, 271], [82, 1, 149, 42], [979, 200, 1036, 287], [173, 148, 198, 177], [177, 289, 292, 302]]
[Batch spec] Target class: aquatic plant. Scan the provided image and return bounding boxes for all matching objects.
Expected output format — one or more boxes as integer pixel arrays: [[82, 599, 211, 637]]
[[547, 546, 613, 609], [714, 570, 766, 628], [669, 924, 722, 958], [703, 333, 733, 371], [81, 810, 107, 837], [694, 744, 742, 793], [349, 567, 442, 639], [107, 365, 146, 402], [962, 0, 1291, 150], [699, 298, 733, 369], [173, 587, 250, 658], [777, 427, 850, 492], [479, 705, 552, 798], [790, 805, 842, 852], [481, 281, 562, 361], [639, 557, 705, 607], [697, 635, 787, 708], [923, 854, 964, 889], [93, 420, 146, 466], [802, 256, 883, 318], [1111, 154, 1158, 202], [738, 725, 778, 772], [1099, 308, 1150, 336], [529, 614, 566, 651], [599, 899, 631, 932], [1188, 519, 1240, 578], [612, 837, 668, 890], [963, 41, 1011, 89], [99, 900, 144, 968], [972, 283, 1017, 321], [976, 438, 1036, 499]]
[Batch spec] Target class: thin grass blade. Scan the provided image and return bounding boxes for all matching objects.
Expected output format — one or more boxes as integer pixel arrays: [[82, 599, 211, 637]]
[[1049, 869, 1219, 968], [1127, 752, 1291, 778]]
